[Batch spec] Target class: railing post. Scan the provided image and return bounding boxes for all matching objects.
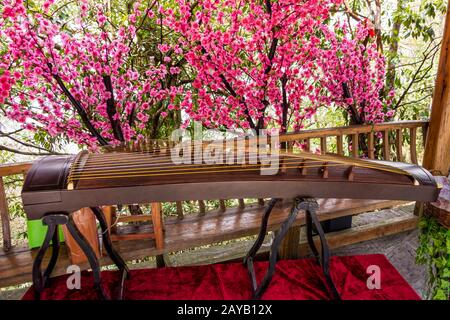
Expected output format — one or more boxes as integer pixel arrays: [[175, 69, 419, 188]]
[[336, 135, 344, 156], [382, 130, 390, 161], [368, 132, 375, 159], [351, 134, 359, 158], [320, 137, 327, 154], [396, 129, 403, 162], [409, 127, 418, 164], [0, 177, 12, 252]]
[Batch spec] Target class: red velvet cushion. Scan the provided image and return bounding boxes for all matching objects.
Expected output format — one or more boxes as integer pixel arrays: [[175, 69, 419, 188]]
[[22, 254, 420, 300]]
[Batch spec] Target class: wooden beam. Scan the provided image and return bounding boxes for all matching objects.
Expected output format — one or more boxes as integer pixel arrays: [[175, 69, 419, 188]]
[[0, 162, 32, 177], [423, 0, 450, 175], [298, 215, 418, 256]]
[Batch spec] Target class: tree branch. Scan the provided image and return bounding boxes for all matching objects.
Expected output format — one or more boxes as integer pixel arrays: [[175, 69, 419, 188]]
[[103, 75, 124, 142], [0, 144, 63, 156], [48, 63, 108, 146]]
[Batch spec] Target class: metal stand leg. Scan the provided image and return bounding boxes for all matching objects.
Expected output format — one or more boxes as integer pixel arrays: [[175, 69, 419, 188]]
[[246, 197, 340, 300], [90, 206, 129, 299], [65, 213, 107, 300], [43, 224, 60, 285], [244, 199, 280, 293], [304, 202, 340, 300], [32, 216, 56, 299], [246, 199, 299, 299]]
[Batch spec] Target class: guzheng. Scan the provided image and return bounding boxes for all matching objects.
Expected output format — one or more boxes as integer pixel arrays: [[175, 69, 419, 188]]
[[21, 140, 441, 300], [22, 142, 439, 220]]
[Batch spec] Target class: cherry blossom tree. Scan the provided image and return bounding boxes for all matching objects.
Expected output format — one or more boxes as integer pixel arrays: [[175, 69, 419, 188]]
[[163, 0, 391, 134], [0, 0, 188, 149], [0, 0, 393, 152]]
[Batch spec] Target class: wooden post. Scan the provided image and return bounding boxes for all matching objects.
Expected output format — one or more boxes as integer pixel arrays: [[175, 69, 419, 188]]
[[396, 129, 403, 162], [176, 201, 184, 220], [279, 226, 300, 260], [151, 203, 164, 250], [320, 137, 327, 154], [351, 133, 359, 158], [410, 127, 418, 164], [382, 130, 390, 161], [198, 200, 206, 216], [336, 135, 344, 156], [423, 0, 450, 176], [368, 132, 375, 159], [0, 177, 11, 251]]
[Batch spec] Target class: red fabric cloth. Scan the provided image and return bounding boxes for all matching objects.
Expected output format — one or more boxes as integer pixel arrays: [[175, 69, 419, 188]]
[[22, 254, 420, 300]]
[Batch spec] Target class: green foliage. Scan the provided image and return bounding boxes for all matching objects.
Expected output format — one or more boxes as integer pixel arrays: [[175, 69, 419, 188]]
[[416, 215, 450, 300]]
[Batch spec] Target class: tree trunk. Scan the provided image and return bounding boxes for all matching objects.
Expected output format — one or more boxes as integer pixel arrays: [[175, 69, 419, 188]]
[[385, 0, 403, 94]]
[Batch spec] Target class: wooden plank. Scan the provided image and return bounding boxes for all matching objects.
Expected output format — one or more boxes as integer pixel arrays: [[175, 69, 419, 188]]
[[0, 162, 32, 177], [383, 130, 390, 161], [352, 133, 359, 158], [396, 129, 403, 162], [111, 233, 155, 241], [117, 214, 152, 223], [368, 132, 375, 159], [410, 127, 418, 164], [423, 2, 450, 175], [336, 135, 344, 156], [0, 199, 407, 288], [298, 215, 418, 256], [0, 177, 11, 252]]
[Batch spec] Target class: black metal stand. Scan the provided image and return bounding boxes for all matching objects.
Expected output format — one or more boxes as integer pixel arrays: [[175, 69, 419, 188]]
[[245, 197, 340, 300], [32, 207, 128, 300]]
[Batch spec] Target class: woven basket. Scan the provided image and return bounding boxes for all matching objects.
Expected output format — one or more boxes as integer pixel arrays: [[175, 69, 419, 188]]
[[424, 203, 450, 229]]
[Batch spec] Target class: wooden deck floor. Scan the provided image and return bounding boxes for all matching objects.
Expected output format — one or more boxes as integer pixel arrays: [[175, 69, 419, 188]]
[[0, 199, 410, 290]]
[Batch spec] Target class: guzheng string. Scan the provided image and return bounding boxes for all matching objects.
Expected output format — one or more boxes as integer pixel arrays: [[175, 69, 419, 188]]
[[66, 138, 411, 184], [69, 163, 348, 181], [68, 159, 339, 178], [69, 154, 326, 172]]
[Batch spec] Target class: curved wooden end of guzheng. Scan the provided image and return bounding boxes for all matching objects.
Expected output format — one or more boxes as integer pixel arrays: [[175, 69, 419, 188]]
[[21, 155, 74, 220]]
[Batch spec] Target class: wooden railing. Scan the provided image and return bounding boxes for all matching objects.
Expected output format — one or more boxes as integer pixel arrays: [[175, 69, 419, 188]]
[[0, 120, 429, 254], [0, 162, 32, 252], [279, 120, 429, 163]]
